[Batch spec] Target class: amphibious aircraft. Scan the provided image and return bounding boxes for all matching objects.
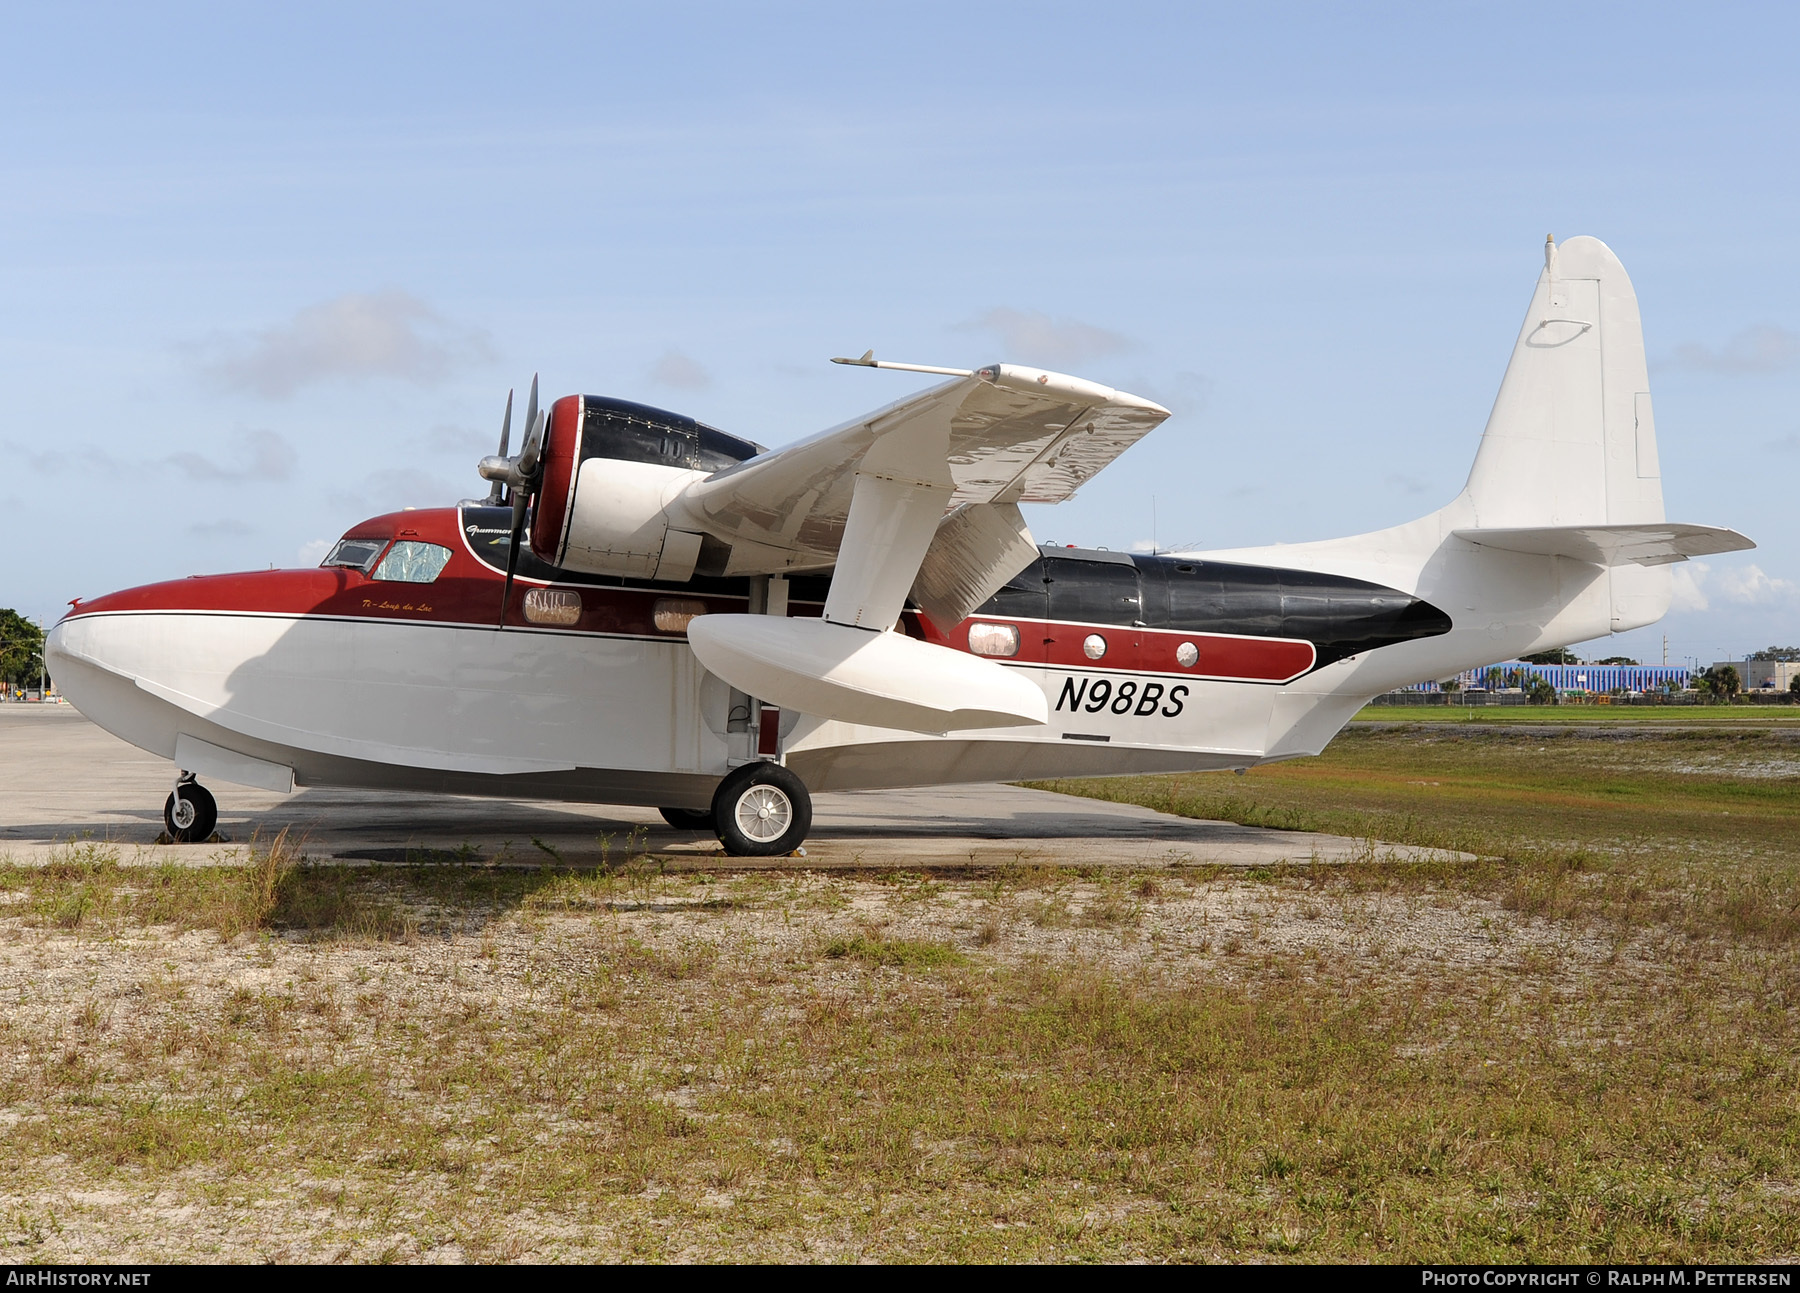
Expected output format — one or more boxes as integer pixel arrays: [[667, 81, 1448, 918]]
[[47, 236, 1754, 855]]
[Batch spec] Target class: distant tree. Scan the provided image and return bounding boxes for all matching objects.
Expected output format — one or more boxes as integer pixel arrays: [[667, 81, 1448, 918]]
[[1748, 646, 1800, 662], [1526, 675, 1557, 705], [1440, 677, 1462, 693], [1595, 656, 1639, 666], [1522, 648, 1578, 665], [1698, 664, 1742, 704], [0, 609, 44, 688], [1791, 674, 1800, 697]]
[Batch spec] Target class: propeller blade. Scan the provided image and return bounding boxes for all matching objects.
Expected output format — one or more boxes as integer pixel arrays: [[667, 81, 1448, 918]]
[[483, 388, 515, 506], [517, 407, 547, 478], [523, 373, 538, 451], [498, 486, 529, 627]]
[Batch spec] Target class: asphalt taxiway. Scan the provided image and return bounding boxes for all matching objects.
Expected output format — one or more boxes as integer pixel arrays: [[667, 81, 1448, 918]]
[[0, 703, 1466, 869]]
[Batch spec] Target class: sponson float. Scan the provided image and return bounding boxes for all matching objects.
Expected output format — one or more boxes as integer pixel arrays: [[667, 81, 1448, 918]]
[[48, 237, 1754, 855]]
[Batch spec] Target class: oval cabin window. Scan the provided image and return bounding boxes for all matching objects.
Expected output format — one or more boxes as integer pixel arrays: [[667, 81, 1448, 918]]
[[967, 622, 1020, 658], [1083, 633, 1108, 660], [523, 588, 582, 626], [653, 598, 708, 633]]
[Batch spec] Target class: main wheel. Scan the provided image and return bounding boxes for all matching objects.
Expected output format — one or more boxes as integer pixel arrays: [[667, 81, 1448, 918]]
[[658, 806, 715, 831], [163, 779, 218, 843], [711, 762, 811, 857]]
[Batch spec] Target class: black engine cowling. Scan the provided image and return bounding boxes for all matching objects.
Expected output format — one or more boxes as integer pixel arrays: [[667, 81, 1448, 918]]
[[529, 395, 763, 580]]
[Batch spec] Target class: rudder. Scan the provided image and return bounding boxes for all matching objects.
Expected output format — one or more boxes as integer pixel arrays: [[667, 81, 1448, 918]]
[[1463, 235, 1665, 531]]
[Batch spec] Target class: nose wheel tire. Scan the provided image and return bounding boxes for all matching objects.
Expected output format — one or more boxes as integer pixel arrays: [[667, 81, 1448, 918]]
[[658, 806, 715, 831], [164, 779, 218, 844], [711, 763, 811, 857]]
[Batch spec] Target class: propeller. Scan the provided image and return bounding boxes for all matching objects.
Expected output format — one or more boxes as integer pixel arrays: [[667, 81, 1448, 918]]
[[501, 378, 545, 627], [480, 389, 514, 507], [477, 374, 545, 627]]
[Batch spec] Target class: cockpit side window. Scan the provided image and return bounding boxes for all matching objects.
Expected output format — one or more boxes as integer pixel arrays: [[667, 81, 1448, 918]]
[[321, 538, 386, 573], [371, 541, 452, 584]]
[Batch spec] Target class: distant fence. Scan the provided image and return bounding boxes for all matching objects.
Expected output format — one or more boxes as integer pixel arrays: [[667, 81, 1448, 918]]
[[1369, 690, 1795, 708]]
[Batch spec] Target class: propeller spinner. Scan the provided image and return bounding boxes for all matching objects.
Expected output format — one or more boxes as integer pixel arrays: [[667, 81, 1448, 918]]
[[475, 374, 545, 627]]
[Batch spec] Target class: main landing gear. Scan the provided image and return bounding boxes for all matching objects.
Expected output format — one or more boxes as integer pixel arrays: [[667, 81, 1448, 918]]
[[658, 762, 813, 858], [163, 773, 218, 844]]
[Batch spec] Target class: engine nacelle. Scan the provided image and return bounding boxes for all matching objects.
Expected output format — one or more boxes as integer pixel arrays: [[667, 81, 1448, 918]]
[[530, 394, 762, 581]]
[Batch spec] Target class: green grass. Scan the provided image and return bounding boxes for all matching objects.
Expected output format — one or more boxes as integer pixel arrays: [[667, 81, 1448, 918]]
[[820, 934, 966, 967], [1030, 724, 1800, 943], [1354, 702, 1800, 724], [3, 732, 1798, 1262]]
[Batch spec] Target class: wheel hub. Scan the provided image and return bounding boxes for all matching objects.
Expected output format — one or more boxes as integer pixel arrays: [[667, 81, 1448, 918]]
[[735, 785, 792, 842]]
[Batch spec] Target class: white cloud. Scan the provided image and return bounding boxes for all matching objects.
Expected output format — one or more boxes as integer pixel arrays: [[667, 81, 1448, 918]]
[[1665, 324, 1800, 375], [649, 350, 712, 391], [298, 539, 333, 566], [329, 467, 463, 516], [426, 423, 496, 457], [962, 308, 1134, 368], [165, 429, 296, 483], [1669, 560, 1798, 613], [1126, 370, 1212, 418], [186, 519, 254, 538], [1669, 563, 1710, 612], [204, 291, 494, 397]]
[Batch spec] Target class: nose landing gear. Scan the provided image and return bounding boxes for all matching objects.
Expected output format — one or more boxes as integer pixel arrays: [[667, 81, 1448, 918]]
[[163, 773, 218, 844]]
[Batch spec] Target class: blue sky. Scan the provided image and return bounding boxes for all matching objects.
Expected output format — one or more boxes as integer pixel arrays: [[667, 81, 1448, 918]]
[[5, 1, 1796, 668]]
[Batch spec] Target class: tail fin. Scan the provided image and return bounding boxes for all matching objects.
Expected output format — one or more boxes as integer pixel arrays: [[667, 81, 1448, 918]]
[[1463, 235, 1664, 529]]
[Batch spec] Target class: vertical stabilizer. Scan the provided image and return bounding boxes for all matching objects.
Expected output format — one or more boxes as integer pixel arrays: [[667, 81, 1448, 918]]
[[1463, 235, 1664, 530]]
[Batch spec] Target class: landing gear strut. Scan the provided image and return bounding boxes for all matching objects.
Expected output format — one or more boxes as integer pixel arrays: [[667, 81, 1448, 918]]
[[164, 773, 217, 844], [711, 762, 811, 857]]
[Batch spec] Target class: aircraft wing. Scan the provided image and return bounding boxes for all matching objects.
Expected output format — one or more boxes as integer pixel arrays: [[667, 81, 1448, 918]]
[[671, 362, 1169, 735], [674, 363, 1170, 576]]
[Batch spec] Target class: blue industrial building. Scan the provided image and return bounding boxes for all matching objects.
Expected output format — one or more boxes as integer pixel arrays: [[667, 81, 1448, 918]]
[[1402, 661, 1693, 694]]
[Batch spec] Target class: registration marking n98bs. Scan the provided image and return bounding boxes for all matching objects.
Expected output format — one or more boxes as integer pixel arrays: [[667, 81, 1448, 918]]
[[1056, 676, 1188, 718]]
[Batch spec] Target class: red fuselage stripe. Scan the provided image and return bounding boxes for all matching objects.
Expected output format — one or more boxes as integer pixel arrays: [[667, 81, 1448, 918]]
[[65, 506, 1318, 685]]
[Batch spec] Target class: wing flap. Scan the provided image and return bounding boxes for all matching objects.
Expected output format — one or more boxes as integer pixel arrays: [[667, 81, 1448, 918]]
[[1454, 523, 1755, 567], [908, 502, 1039, 631]]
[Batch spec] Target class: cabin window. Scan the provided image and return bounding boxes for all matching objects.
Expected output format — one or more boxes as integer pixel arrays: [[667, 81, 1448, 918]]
[[967, 622, 1020, 658], [524, 587, 582, 626], [321, 538, 386, 573], [653, 598, 709, 633], [372, 541, 452, 584], [1083, 633, 1108, 660], [1045, 557, 1142, 626]]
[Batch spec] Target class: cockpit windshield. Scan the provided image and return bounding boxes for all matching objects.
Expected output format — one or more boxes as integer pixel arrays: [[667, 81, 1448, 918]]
[[372, 541, 451, 584], [321, 538, 386, 572]]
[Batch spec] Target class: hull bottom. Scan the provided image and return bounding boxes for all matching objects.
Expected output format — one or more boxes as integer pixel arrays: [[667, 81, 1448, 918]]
[[50, 641, 1257, 813]]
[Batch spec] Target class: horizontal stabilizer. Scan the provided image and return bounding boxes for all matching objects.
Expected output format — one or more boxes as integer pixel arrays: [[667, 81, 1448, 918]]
[[1453, 523, 1755, 567], [687, 615, 1048, 734]]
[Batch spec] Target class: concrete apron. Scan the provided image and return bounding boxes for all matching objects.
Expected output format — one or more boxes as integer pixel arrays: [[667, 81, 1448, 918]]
[[0, 704, 1471, 870]]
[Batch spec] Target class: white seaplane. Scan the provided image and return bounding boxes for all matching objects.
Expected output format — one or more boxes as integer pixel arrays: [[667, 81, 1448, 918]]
[[47, 236, 1753, 854]]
